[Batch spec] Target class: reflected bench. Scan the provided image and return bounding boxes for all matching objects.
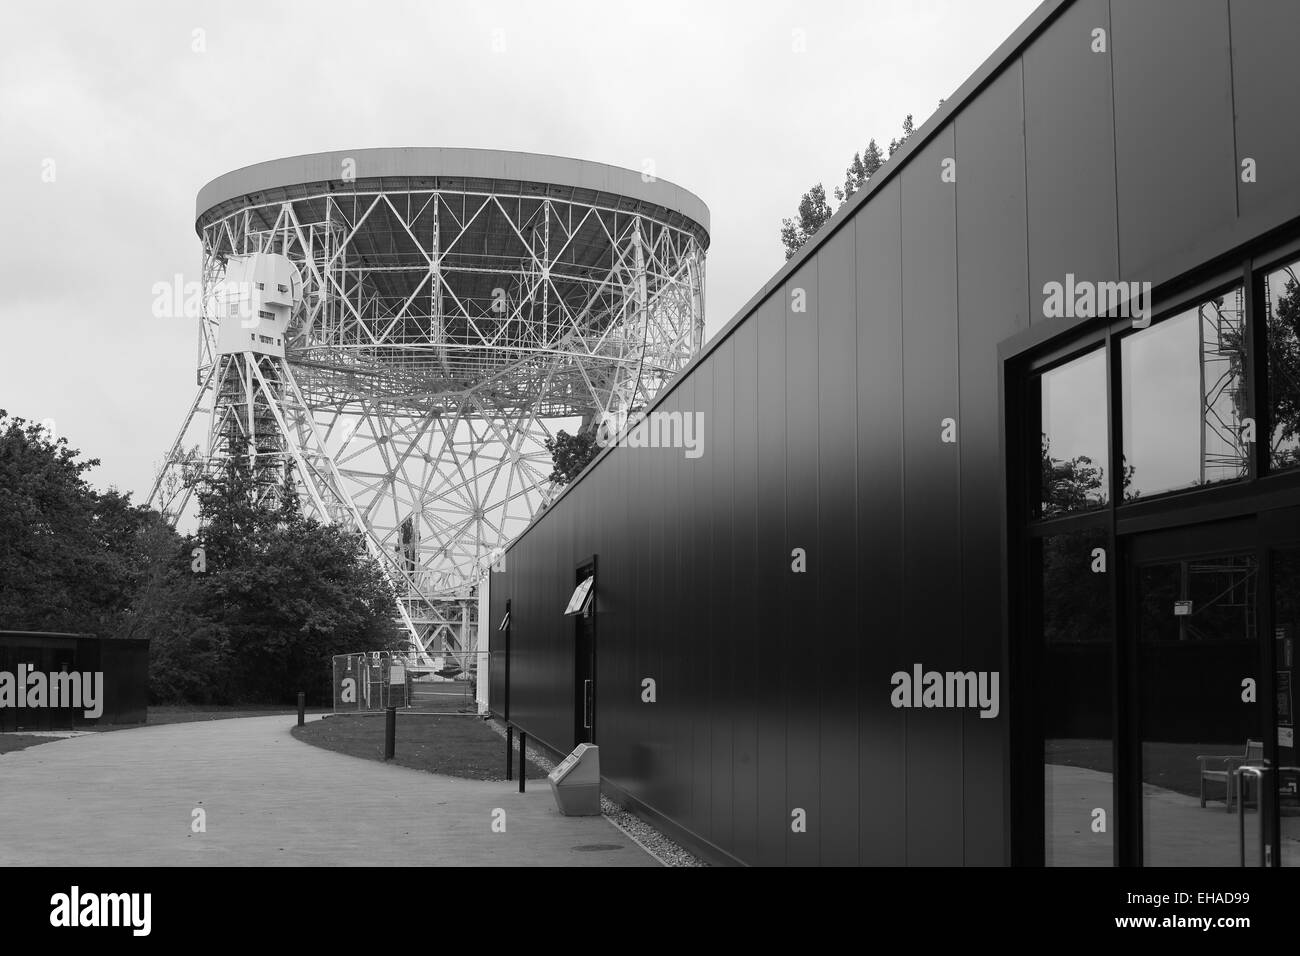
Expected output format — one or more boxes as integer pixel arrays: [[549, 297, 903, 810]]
[[1198, 739, 1263, 813]]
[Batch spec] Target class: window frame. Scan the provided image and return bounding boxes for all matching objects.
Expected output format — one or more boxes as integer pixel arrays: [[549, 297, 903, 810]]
[[1003, 233, 1300, 867], [1112, 276, 1250, 505]]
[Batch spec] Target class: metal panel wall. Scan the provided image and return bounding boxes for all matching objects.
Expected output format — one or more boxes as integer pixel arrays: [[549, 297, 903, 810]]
[[955, 60, 1031, 865], [784, 264, 819, 865], [487, 0, 1300, 866], [1023, 0, 1116, 324], [900, 125, 963, 866], [730, 315, 761, 864], [1228, 0, 1300, 245], [754, 296, 788, 866], [1111, 0, 1236, 283], [817, 227, 859, 866], [855, 179, 906, 866]]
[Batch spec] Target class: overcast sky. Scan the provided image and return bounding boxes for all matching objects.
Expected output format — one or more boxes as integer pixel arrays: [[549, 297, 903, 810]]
[[0, 0, 1041, 500]]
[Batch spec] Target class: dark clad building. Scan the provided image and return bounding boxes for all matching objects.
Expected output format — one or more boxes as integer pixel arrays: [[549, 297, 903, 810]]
[[0, 632, 149, 730], [489, 0, 1300, 866]]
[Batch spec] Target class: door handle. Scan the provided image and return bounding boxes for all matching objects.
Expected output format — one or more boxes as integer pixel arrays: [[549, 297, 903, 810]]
[[584, 679, 593, 730], [1236, 765, 1269, 867]]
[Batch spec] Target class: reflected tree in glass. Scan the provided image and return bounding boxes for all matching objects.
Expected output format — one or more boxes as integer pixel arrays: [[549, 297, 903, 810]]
[[1042, 436, 1136, 511], [1041, 528, 1113, 866], [1266, 261, 1300, 470], [1040, 436, 1105, 516]]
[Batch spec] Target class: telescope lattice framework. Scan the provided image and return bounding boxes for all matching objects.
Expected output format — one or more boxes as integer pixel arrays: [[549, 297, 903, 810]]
[[149, 148, 709, 659]]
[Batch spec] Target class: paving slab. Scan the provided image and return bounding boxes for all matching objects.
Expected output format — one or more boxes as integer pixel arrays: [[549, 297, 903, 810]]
[[0, 715, 657, 867]]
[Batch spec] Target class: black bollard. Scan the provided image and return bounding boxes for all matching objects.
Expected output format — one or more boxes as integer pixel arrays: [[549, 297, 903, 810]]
[[384, 705, 396, 759], [297, 692, 305, 727], [519, 731, 526, 793]]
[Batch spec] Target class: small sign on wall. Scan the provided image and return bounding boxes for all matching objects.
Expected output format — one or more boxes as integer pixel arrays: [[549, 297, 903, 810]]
[[1174, 600, 1193, 617]]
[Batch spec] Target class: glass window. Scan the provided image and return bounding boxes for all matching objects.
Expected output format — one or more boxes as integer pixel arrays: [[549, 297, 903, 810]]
[[1138, 552, 1259, 866], [1265, 257, 1300, 472], [1041, 527, 1113, 866], [1121, 288, 1248, 499], [1271, 548, 1300, 866], [1039, 349, 1108, 517]]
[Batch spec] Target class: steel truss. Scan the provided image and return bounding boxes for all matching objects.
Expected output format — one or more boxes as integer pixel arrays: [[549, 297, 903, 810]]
[[150, 176, 707, 662]]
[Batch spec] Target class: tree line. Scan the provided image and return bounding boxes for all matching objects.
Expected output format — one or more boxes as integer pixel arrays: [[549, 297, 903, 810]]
[[780, 108, 944, 259], [0, 411, 400, 705]]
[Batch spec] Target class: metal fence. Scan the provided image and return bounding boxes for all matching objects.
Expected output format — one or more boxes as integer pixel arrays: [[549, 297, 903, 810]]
[[332, 651, 487, 715]]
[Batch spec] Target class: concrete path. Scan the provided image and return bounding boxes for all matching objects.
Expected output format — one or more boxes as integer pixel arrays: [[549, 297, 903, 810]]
[[0, 716, 657, 867]]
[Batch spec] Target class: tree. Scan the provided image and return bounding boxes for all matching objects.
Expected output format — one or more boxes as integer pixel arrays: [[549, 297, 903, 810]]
[[779, 183, 835, 260], [1041, 435, 1138, 514], [888, 113, 915, 157], [833, 139, 884, 206], [545, 426, 602, 485], [124, 452, 402, 704], [197, 516, 402, 704], [1265, 270, 1300, 467], [779, 114, 918, 258], [0, 410, 172, 637]]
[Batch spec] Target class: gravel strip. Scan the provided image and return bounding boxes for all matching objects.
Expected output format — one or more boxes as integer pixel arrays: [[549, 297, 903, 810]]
[[484, 717, 706, 867]]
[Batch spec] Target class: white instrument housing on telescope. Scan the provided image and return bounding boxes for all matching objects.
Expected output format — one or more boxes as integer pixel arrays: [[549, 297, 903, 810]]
[[215, 253, 303, 358]]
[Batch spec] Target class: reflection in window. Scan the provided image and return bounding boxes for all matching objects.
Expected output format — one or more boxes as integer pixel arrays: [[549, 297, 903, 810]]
[[1040, 349, 1108, 517], [1041, 527, 1113, 866], [1121, 289, 1248, 499], [1138, 553, 1259, 866], [1271, 549, 1300, 867], [1266, 258, 1300, 471]]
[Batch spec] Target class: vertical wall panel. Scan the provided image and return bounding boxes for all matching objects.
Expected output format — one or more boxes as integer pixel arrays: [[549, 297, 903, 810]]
[[612, 442, 638, 790], [755, 295, 788, 866], [1229, 0, 1300, 238], [901, 125, 963, 865], [1112, 0, 1236, 282], [731, 316, 760, 864], [785, 264, 820, 866], [856, 179, 906, 866], [644, 396, 669, 812], [816, 227, 859, 865], [669, 378, 695, 832], [955, 60, 1031, 866], [1023, 0, 1116, 321], [710, 339, 736, 850], [688, 361, 714, 841]]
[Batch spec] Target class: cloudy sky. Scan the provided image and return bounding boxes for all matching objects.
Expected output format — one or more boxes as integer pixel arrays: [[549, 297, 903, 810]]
[[0, 0, 1041, 500]]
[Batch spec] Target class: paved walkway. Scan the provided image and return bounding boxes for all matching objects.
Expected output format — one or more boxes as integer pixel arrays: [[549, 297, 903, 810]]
[[0, 716, 657, 866]]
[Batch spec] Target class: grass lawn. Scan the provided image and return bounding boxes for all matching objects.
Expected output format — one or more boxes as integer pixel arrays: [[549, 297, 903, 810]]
[[292, 713, 547, 781], [139, 704, 331, 727], [2, 705, 332, 742], [0, 734, 58, 755]]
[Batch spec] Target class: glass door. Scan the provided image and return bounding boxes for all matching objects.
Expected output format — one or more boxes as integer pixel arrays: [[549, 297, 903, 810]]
[[1267, 528, 1300, 866], [1128, 522, 1265, 866]]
